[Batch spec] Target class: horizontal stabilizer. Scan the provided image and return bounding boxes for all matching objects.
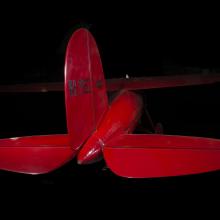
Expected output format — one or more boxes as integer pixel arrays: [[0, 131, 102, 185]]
[[103, 134, 220, 178], [0, 135, 75, 174]]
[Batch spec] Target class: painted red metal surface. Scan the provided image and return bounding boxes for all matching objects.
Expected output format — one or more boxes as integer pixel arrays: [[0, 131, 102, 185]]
[[1, 73, 220, 93], [106, 74, 220, 91], [0, 82, 63, 93], [0, 135, 75, 174], [1, 27, 220, 178], [104, 134, 220, 178], [77, 90, 143, 164], [88, 31, 108, 127], [65, 28, 108, 150]]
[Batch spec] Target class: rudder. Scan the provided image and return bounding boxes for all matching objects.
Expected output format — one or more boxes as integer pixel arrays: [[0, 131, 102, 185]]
[[64, 28, 108, 150]]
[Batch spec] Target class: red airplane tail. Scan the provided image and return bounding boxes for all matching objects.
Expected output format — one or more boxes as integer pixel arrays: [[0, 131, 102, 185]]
[[64, 28, 108, 150], [1, 27, 220, 178], [0, 28, 109, 175]]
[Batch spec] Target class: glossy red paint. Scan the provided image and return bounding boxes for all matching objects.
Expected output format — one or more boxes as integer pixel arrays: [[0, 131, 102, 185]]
[[0, 135, 75, 174], [77, 90, 143, 164], [104, 134, 220, 178], [1, 27, 220, 178], [65, 28, 108, 151]]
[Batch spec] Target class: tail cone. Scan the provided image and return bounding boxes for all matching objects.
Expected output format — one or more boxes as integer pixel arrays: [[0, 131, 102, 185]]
[[77, 136, 103, 164]]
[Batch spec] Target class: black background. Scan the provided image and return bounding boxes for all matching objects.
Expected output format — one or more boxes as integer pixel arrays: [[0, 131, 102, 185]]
[[0, 3, 220, 197]]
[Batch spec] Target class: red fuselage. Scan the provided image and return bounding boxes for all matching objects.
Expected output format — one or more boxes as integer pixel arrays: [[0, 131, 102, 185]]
[[77, 90, 143, 164]]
